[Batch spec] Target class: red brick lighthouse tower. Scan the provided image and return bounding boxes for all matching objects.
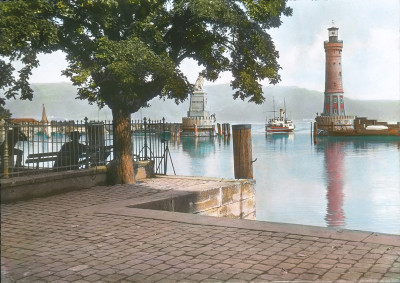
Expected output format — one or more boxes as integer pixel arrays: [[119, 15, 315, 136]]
[[315, 25, 355, 135], [323, 26, 345, 116]]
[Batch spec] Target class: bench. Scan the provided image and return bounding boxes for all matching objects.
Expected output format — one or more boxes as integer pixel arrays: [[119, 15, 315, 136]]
[[25, 152, 59, 169], [25, 146, 113, 169]]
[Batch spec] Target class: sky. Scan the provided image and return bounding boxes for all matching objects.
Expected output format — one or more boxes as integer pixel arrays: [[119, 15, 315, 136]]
[[28, 0, 399, 101]]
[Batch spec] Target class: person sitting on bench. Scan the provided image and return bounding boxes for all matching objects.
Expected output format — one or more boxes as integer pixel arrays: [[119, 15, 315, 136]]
[[54, 131, 86, 171], [0, 127, 28, 168]]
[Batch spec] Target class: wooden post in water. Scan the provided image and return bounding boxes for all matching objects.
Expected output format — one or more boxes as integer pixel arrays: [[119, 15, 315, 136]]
[[222, 123, 226, 136], [313, 122, 318, 144], [232, 124, 253, 179], [212, 125, 215, 136], [217, 123, 221, 136], [227, 123, 231, 137], [194, 124, 198, 136]]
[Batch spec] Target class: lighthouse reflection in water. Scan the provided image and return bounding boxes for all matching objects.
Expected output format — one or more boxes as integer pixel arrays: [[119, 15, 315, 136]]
[[167, 123, 400, 235], [322, 141, 346, 227]]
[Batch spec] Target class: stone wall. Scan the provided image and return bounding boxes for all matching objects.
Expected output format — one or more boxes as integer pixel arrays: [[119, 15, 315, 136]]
[[132, 177, 256, 220], [1, 161, 154, 203]]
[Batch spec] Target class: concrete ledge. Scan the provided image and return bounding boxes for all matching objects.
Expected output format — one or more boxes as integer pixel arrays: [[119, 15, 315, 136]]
[[104, 207, 400, 247]]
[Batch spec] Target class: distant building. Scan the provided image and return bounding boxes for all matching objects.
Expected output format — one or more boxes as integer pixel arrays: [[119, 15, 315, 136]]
[[10, 118, 38, 125]]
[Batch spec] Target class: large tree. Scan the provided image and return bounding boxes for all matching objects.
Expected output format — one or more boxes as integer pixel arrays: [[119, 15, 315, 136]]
[[0, 0, 292, 183]]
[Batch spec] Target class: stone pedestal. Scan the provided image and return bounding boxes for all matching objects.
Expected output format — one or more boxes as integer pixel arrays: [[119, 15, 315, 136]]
[[182, 90, 216, 137]]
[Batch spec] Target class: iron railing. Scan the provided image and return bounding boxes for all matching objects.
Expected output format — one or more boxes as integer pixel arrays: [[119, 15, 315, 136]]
[[0, 117, 177, 178]]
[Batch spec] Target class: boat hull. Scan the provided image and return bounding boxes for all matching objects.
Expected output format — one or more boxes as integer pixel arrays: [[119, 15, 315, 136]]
[[266, 126, 294, 133]]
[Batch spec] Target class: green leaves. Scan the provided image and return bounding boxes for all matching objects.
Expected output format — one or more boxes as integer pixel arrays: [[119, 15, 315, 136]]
[[0, 0, 292, 112], [0, 0, 58, 103]]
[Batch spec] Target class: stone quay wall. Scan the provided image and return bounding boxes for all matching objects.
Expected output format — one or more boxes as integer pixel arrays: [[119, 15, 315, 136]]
[[315, 115, 355, 132], [132, 176, 256, 220], [182, 116, 215, 129]]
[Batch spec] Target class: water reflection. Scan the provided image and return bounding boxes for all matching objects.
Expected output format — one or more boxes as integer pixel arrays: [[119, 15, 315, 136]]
[[181, 137, 217, 158], [323, 141, 346, 227], [317, 136, 400, 230], [265, 133, 294, 150]]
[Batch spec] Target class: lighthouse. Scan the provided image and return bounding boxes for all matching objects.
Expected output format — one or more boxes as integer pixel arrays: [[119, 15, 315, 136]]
[[323, 26, 345, 116], [315, 25, 355, 136], [314, 25, 400, 136]]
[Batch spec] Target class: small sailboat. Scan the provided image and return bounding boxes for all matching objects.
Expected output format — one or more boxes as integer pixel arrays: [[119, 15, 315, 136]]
[[265, 98, 295, 133]]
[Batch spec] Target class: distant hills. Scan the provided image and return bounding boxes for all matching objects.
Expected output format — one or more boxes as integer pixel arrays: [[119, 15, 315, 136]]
[[4, 82, 400, 123]]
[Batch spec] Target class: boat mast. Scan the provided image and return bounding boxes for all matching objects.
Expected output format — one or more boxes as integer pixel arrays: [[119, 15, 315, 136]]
[[272, 97, 276, 119], [284, 98, 287, 121]]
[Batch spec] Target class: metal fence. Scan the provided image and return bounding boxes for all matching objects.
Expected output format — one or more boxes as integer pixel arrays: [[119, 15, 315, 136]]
[[0, 117, 176, 178]]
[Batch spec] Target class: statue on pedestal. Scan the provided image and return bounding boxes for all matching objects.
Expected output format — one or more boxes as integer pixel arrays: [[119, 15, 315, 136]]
[[194, 75, 204, 91]]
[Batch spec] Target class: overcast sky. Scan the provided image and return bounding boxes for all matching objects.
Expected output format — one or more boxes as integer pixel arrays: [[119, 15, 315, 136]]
[[29, 0, 399, 101]]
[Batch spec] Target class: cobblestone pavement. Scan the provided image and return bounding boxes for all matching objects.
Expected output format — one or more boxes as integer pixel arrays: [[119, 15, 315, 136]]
[[1, 177, 400, 282]]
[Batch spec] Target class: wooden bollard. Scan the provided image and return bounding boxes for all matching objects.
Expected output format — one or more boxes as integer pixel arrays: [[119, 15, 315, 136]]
[[232, 124, 253, 179], [222, 123, 225, 136], [217, 123, 221, 136], [194, 124, 198, 136]]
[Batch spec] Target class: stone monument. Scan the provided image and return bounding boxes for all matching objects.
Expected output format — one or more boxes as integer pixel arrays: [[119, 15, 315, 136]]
[[182, 76, 216, 137]]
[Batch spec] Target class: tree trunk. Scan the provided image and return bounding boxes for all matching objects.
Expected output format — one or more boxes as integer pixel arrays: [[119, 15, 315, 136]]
[[112, 107, 135, 184]]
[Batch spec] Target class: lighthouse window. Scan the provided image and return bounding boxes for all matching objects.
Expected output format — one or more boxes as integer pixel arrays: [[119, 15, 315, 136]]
[[334, 109, 337, 114], [334, 97, 337, 103]]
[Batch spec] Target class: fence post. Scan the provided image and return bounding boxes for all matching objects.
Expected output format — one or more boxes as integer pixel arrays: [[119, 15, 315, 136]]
[[1, 120, 9, 178], [143, 117, 148, 160], [148, 118, 152, 160], [232, 124, 253, 179], [163, 117, 167, 175], [84, 117, 89, 168]]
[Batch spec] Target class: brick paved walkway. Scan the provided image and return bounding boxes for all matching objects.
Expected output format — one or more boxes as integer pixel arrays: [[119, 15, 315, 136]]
[[1, 176, 400, 282]]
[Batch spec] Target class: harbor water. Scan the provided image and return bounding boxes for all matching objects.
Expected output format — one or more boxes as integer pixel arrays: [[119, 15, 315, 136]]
[[165, 122, 400, 235]]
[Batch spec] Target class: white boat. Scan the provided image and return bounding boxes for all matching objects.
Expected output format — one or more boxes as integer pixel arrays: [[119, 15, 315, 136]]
[[265, 99, 295, 133]]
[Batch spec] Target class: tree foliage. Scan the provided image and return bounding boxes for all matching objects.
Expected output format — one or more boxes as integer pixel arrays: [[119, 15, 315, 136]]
[[0, 0, 292, 184], [1, 0, 292, 109], [0, 105, 11, 120]]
